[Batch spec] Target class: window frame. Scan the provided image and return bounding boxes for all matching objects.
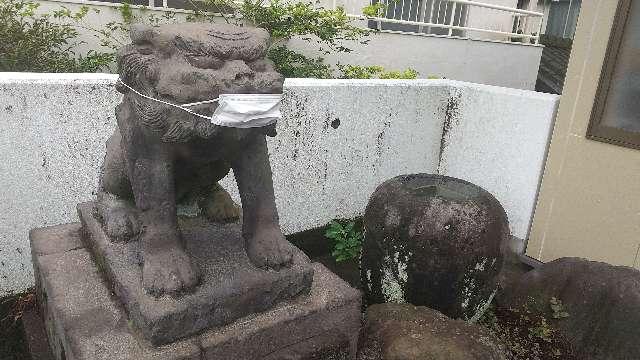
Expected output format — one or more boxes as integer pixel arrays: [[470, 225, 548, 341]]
[[586, 0, 640, 150]]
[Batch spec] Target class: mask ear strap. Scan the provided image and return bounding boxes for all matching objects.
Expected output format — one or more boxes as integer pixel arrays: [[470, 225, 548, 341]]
[[117, 78, 217, 121], [181, 98, 220, 107]]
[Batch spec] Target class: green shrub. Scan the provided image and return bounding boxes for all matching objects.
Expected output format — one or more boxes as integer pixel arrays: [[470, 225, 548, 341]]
[[1, 0, 422, 78], [0, 0, 113, 72], [337, 64, 418, 79], [325, 220, 363, 262], [362, 2, 386, 17], [267, 46, 333, 78]]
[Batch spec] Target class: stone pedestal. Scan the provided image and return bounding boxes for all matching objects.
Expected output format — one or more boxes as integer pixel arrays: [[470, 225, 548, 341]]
[[30, 222, 361, 360], [77, 201, 314, 345]]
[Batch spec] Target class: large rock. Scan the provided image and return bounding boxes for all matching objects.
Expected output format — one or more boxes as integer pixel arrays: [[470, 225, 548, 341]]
[[357, 303, 507, 360], [502, 257, 640, 360], [362, 174, 508, 321]]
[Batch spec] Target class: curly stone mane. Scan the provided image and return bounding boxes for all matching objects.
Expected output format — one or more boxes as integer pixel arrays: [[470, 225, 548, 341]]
[[114, 23, 278, 143]]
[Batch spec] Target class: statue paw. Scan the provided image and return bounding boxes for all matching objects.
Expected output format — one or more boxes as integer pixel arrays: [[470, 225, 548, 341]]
[[97, 199, 140, 243], [142, 244, 200, 297], [245, 227, 293, 270], [200, 186, 240, 223]]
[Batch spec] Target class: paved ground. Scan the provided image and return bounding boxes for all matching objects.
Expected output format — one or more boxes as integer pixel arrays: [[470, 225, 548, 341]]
[[536, 45, 573, 94]]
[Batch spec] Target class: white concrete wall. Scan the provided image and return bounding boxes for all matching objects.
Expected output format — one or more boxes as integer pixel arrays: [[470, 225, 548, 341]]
[[288, 31, 543, 90], [0, 74, 558, 295]]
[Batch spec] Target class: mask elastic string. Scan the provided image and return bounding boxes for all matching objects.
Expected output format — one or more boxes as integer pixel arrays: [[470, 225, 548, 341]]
[[117, 78, 217, 120]]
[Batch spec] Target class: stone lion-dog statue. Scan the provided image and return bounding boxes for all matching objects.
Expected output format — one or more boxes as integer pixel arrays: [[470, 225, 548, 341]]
[[96, 23, 293, 297]]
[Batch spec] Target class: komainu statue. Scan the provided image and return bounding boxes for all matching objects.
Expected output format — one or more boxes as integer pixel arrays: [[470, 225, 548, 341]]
[[96, 23, 293, 297]]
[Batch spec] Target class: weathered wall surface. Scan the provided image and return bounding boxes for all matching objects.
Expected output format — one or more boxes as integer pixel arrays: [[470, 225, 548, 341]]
[[0, 74, 558, 295], [437, 81, 558, 244], [0, 73, 119, 295]]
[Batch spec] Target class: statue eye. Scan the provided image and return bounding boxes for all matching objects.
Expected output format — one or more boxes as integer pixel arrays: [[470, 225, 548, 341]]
[[186, 54, 224, 70], [135, 42, 154, 55]]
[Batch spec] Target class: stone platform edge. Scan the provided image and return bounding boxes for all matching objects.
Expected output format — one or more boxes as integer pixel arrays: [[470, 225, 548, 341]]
[[76, 201, 315, 346], [30, 222, 362, 360]]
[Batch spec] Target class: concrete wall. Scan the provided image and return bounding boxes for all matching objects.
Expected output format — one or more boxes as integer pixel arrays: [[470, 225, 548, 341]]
[[288, 31, 543, 90], [34, 0, 542, 90], [0, 74, 558, 295], [527, 0, 640, 268]]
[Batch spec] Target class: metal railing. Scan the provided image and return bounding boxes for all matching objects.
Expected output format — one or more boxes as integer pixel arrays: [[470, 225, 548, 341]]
[[347, 0, 544, 44], [44, 0, 544, 44]]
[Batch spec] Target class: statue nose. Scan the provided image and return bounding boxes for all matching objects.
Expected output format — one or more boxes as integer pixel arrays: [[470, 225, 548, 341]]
[[229, 60, 255, 80]]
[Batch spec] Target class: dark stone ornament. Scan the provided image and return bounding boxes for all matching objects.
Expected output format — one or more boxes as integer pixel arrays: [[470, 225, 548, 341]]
[[361, 174, 508, 321], [96, 22, 295, 298]]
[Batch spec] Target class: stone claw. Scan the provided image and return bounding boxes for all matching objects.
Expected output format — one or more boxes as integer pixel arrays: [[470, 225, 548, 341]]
[[245, 226, 294, 271], [96, 195, 141, 243], [142, 243, 200, 297]]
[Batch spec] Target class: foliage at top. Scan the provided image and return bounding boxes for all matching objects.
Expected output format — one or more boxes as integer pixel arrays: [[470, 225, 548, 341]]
[[361, 2, 386, 17], [337, 64, 417, 79], [325, 220, 363, 262], [241, 0, 366, 50], [0, 0, 113, 72], [1, 0, 421, 78]]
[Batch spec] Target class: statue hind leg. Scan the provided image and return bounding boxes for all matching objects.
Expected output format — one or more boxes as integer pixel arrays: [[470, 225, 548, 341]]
[[96, 129, 141, 242]]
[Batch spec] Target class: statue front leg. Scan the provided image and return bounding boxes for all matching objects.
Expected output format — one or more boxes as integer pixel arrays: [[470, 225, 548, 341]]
[[232, 134, 293, 270], [121, 122, 200, 297]]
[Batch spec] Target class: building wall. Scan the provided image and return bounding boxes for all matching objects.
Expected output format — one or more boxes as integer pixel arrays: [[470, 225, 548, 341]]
[[527, 0, 640, 267], [34, 0, 543, 90], [544, 0, 582, 39], [465, 0, 520, 40], [0, 74, 558, 295], [288, 31, 543, 90]]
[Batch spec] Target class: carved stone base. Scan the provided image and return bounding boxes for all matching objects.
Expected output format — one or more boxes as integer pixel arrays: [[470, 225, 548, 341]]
[[77, 201, 314, 345], [30, 223, 361, 360]]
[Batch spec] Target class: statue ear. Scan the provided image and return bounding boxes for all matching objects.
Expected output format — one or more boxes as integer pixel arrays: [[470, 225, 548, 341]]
[[130, 24, 156, 43]]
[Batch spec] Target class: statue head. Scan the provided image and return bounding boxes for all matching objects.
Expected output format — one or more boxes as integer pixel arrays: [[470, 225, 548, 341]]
[[116, 23, 284, 142]]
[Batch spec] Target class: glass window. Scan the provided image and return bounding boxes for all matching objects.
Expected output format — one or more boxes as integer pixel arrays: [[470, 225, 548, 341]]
[[587, 0, 640, 149]]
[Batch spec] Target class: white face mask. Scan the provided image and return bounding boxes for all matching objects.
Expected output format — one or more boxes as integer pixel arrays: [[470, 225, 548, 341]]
[[211, 94, 282, 128], [117, 79, 282, 129]]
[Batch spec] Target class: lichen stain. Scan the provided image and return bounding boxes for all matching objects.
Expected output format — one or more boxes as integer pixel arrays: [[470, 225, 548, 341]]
[[376, 120, 392, 155], [437, 90, 462, 173], [380, 243, 412, 304]]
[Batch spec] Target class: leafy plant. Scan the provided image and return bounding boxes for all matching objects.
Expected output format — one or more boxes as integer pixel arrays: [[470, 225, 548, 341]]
[[477, 297, 577, 359], [338, 64, 418, 79], [379, 68, 418, 79], [267, 46, 333, 78], [325, 220, 363, 262], [529, 317, 553, 342], [338, 64, 383, 79], [362, 2, 386, 17], [549, 296, 570, 319], [242, 0, 366, 49], [3, 0, 422, 78], [0, 0, 114, 72]]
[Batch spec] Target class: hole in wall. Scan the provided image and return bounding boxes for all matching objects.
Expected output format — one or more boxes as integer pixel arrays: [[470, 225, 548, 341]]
[[331, 118, 340, 129]]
